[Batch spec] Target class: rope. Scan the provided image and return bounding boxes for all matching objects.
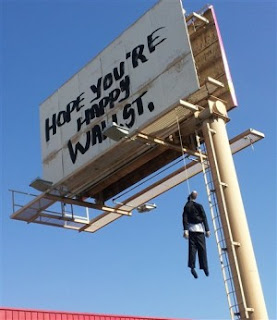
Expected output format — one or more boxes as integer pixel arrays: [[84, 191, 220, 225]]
[[113, 111, 192, 203], [176, 112, 191, 195]]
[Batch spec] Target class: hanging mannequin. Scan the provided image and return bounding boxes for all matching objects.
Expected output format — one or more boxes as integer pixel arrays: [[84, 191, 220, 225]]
[[183, 190, 210, 278]]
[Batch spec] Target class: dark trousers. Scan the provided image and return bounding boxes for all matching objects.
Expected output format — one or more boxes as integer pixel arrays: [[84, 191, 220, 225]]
[[188, 231, 208, 270]]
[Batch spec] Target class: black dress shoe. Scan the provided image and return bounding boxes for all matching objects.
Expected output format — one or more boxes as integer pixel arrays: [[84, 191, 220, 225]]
[[191, 268, 198, 278], [204, 269, 209, 276]]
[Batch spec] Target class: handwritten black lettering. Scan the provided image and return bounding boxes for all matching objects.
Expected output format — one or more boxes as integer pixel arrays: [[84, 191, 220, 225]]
[[101, 120, 107, 141], [112, 113, 118, 124], [45, 92, 85, 142], [134, 91, 147, 115], [68, 92, 85, 112], [46, 26, 167, 165], [148, 101, 154, 112], [69, 90, 156, 164], [113, 61, 125, 81], [147, 27, 166, 53], [68, 124, 103, 164], [99, 97, 110, 116], [122, 103, 134, 128], [45, 114, 57, 142], [90, 62, 126, 103], [103, 73, 113, 90], [68, 131, 91, 164], [90, 78, 102, 103], [132, 44, 148, 68], [109, 88, 121, 109], [57, 111, 67, 126], [91, 124, 103, 145], [118, 76, 130, 102]]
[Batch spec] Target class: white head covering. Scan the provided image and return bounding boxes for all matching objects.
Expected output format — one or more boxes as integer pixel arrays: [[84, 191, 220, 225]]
[[190, 190, 198, 200]]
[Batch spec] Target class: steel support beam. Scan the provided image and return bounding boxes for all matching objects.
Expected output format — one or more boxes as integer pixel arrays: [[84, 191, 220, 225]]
[[44, 194, 131, 216], [202, 102, 268, 320]]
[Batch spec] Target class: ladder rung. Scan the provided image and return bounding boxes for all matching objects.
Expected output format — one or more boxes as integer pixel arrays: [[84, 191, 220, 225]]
[[227, 291, 237, 297], [212, 215, 220, 220], [220, 181, 228, 187], [208, 127, 216, 134], [223, 264, 233, 272], [232, 241, 241, 247]]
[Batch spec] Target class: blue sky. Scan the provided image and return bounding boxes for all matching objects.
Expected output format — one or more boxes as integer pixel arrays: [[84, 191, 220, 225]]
[[1, 1, 276, 320]]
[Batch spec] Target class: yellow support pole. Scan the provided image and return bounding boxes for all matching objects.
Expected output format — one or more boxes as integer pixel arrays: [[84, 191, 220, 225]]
[[201, 101, 268, 320]]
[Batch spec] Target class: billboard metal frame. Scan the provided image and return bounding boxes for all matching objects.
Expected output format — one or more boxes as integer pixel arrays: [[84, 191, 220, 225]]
[[10, 126, 264, 233]]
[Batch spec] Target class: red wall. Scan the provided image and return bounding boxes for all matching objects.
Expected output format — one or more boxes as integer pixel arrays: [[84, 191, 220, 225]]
[[0, 308, 190, 320]]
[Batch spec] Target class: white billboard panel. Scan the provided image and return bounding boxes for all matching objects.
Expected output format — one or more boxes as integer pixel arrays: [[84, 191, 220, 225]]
[[41, 0, 200, 185]]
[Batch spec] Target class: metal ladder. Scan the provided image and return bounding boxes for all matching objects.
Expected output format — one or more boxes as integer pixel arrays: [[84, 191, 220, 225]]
[[195, 131, 245, 320]]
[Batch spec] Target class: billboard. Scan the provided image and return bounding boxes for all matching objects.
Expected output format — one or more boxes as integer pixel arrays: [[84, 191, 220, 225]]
[[11, 2, 241, 232], [40, 0, 199, 186]]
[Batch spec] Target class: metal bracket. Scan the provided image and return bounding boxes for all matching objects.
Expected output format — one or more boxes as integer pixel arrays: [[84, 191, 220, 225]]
[[178, 99, 200, 113], [244, 135, 255, 151], [206, 77, 225, 88], [197, 97, 230, 123], [232, 241, 241, 247], [208, 128, 217, 134], [220, 181, 228, 188], [136, 132, 207, 159], [186, 12, 209, 24]]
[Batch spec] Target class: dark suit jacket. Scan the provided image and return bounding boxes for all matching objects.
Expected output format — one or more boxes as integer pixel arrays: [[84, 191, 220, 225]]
[[183, 200, 210, 232]]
